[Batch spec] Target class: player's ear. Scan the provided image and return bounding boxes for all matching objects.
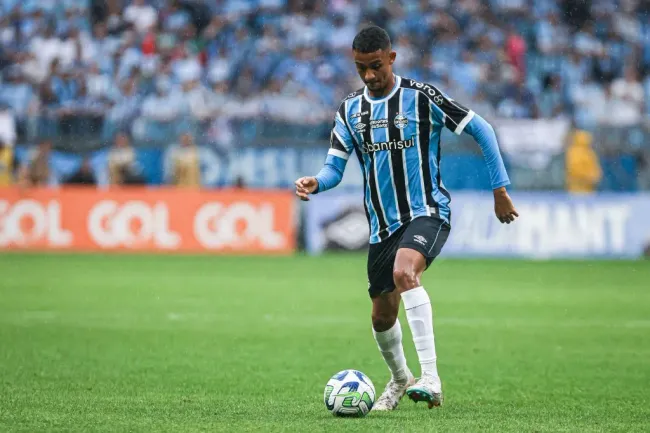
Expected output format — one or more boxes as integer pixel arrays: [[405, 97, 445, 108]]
[[388, 50, 396, 65]]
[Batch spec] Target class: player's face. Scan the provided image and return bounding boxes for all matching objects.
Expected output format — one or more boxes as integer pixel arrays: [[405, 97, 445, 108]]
[[353, 49, 396, 94]]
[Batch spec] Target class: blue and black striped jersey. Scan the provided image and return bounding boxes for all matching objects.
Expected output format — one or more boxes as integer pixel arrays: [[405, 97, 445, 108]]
[[326, 75, 476, 244]]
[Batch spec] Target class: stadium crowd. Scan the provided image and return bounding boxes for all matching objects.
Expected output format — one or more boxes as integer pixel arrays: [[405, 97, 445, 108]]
[[0, 0, 649, 190]]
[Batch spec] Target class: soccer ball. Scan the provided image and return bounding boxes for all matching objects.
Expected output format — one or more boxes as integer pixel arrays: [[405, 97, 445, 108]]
[[323, 369, 375, 417]]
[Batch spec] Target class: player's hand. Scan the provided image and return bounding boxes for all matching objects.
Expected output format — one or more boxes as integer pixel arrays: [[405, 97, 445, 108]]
[[294, 176, 319, 201], [493, 187, 519, 224]]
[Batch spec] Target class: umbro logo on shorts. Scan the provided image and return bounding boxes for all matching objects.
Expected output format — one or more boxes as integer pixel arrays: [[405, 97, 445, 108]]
[[413, 235, 427, 246]]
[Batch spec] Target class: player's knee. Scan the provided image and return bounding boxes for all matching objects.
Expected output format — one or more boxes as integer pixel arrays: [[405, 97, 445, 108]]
[[393, 267, 418, 291], [371, 312, 397, 332]]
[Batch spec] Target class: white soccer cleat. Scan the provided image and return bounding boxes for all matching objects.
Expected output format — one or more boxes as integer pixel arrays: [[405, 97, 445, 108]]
[[406, 373, 443, 408], [372, 372, 416, 411]]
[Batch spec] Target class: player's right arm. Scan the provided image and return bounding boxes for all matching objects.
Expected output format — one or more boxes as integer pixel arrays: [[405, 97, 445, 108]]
[[295, 105, 355, 201]]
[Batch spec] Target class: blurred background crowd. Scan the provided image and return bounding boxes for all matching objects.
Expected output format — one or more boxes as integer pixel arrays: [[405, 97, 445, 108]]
[[0, 0, 649, 191]]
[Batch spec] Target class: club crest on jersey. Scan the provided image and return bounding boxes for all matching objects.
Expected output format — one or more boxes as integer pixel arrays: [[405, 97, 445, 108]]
[[394, 113, 408, 129], [354, 122, 366, 132]]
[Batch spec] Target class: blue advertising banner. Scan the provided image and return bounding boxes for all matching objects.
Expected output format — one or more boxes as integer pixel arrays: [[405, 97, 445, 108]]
[[304, 191, 650, 259]]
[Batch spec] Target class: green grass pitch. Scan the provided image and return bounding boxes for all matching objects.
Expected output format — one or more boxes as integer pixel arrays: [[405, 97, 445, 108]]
[[1, 253, 649, 432]]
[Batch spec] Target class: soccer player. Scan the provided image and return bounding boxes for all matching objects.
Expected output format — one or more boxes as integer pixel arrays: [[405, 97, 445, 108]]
[[295, 26, 519, 410]]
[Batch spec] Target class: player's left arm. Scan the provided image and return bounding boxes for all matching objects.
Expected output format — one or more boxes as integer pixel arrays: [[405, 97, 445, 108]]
[[429, 92, 519, 224], [463, 114, 519, 224]]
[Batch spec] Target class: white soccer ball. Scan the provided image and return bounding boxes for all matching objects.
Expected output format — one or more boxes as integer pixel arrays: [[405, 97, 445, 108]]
[[323, 369, 375, 417]]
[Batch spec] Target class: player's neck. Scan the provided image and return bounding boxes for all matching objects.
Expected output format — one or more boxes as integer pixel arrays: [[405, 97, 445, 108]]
[[368, 74, 396, 99]]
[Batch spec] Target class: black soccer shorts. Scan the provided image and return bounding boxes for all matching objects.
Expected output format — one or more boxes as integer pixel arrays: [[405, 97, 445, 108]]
[[367, 215, 450, 298]]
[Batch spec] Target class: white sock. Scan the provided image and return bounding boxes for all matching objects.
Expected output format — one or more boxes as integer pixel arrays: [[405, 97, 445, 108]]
[[372, 319, 409, 383], [401, 287, 439, 378]]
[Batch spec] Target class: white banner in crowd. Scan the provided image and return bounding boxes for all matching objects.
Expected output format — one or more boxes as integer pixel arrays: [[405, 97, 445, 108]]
[[492, 118, 571, 170], [304, 191, 650, 259]]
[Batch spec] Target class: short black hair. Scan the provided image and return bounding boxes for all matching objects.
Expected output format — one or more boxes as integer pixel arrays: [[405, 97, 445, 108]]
[[352, 25, 391, 53]]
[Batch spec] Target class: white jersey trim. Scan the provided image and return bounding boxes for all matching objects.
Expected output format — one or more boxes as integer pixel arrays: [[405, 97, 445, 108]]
[[363, 75, 402, 105], [454, 110, 475, 135], [328, 148, 349, 160]]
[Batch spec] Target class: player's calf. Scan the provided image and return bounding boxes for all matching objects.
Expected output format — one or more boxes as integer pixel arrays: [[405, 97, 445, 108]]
[[371, 311, 397, 333]]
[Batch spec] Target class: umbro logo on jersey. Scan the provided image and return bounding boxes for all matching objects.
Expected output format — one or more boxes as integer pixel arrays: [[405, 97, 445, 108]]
[[413, 235, 427, 246], [354, 122, 366, 132]]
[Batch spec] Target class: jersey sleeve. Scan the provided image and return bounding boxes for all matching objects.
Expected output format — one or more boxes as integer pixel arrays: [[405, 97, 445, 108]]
[[314, 104, 355, 194], [428, 89, 475, 136], [329, 104, 355, 159]]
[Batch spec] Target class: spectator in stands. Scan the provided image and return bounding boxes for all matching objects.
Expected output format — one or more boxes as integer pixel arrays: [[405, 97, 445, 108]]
[[0, 101, 17, 148], [86, 61, 115, 104], [182, 77, 214, 125], [167, 132, 200, 188], [171, 25, 203, 80], [29, 24, 62, 73], [0, 0, 650, 192], [536, 11, 570, 55], [574, 22, 603, 57], [539, 74, 566, 118], [644, 74, 650, 117], [18, 139, 51, 187], [0, 140, 14, 186], [0, 66, 35, 135], [471, 88, 496, 121], [105, 77, 141, 135], [571, 74, 607, 131], [108, 132, 142, 185], [497, 78, 539, 118], [64, 156, 96, 186], [607, 66, 645, 127], [450, 51, 482, 97], [160, 0, 191, 33], [505, 25, 527, 81], [565, 126, 602, 193], [86, 22, 120, 73], [124, 0, 158, 34], [140, 76, 183, 124]]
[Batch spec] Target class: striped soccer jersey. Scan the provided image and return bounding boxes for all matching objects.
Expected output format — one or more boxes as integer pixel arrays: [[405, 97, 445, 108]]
[[327, 75, 475, 244]]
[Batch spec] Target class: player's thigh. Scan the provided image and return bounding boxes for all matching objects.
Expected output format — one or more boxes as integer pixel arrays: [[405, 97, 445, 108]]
[[367, 226, 406, 298], [393, 247, 429, 290], [397, 215, 450, 272]]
